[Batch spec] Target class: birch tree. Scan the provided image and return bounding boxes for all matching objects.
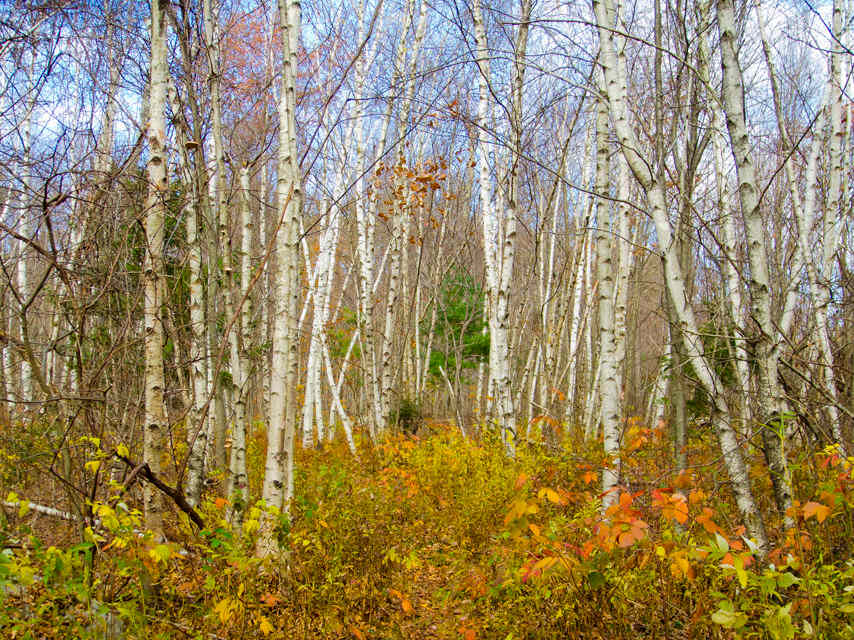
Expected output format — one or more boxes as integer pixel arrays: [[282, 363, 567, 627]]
[[757, 0, 848, 453], [716, 0, 793, 524], [592, 0, 768, 551], [143, 0, 169, 536], [257, 0, 302, 558], [593, 77, 621, 510], [471, 0, 532, 455]]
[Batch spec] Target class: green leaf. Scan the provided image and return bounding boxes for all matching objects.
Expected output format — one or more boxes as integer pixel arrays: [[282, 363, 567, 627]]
[[587, 570, 606, 590], [763, 603, 795, 640], [711, 607, 747, 629], [776, 572, 799, 589]]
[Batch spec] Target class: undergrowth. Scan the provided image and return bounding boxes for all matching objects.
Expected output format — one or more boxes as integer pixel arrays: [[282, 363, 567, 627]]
[[1, 421, 854, 638]]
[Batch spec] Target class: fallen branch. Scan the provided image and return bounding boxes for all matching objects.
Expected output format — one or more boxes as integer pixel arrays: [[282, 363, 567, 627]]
[[115, 453, 204, 529], [2, 500, 76, 521]]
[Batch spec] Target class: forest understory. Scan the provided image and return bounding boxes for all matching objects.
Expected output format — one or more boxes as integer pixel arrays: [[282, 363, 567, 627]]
[[2, 418, 854, 639]]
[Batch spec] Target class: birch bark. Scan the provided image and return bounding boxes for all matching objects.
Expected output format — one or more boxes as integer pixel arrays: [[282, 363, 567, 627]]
[[471, 0, 530, 455], [169, 86, 209, 508], [566, 124, 594, 426], [257, 0, 302, 558], [593, 81, 621, 510], [593, 0, 767, 551], [143, 0, 169, 536], [378, 0, 428, 431], [757, 0, 847, 451], [716, 0, 793, 524]]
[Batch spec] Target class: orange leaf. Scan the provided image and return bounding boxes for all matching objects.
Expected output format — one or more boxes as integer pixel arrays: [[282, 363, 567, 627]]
[[688, 488, 707, 504], [514, 473, 528, 490], [617, 531, 636, 547], [696, 507, 723, 534], [673, 470, 693, 489], [581, 540, 594, 558], [260, 592, 281, 607], [401, 598, 414, 614], [350, 625, 366, 640], [803, 501, 831, 523], [662, 494, 689, 524]]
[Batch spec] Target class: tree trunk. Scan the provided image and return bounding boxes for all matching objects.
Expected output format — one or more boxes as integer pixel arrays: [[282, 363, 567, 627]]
[[143, 0, 169, 536]]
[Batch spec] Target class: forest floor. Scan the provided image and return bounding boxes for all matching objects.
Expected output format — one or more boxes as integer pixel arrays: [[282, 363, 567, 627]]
[[1, 419, 854, 638]]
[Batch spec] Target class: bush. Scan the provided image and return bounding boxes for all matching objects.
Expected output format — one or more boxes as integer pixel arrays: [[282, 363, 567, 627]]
[[392, 397, 422, 434]]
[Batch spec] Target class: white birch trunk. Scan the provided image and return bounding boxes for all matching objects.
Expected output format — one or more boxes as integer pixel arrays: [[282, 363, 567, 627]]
[[169, 85, 209, 508], [716, 0, 793, 525], [377, 0, 428, 431], [593, 0, 768, 551], [593, 83, 621, 511], [257, 0, 302, 558], [143, 0, 169, 536], [566, 126, 594, 425], [757, 0, 846, 450], [647, 338, 671, 429], [226, 166, 254, 509]]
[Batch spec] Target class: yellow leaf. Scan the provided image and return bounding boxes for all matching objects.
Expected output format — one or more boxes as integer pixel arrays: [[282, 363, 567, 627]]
[[117, 443, 129, 458], [148, 544, 171, 564], [537, 487, 564, 505], [258, 615, 274, 635], [734, 555, 748, 589], [532, 556, 558, 572], [85, 460, 101, 474], [243, 518, 259, 535], [214, 598, 234, 624]]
